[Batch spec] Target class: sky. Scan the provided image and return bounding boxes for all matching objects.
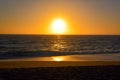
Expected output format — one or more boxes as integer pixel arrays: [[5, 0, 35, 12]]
[[0, 0, 120, 35]]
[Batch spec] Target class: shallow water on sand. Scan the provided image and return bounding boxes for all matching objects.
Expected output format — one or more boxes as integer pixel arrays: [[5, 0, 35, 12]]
[[1, 53, 120, 61]]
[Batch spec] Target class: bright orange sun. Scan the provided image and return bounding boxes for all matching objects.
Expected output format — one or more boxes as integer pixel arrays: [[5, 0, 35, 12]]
[[50, 18, 67, 34]]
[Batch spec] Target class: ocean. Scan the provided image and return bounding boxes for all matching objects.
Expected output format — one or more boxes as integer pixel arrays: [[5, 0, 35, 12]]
[[0, 35, 120, 59]]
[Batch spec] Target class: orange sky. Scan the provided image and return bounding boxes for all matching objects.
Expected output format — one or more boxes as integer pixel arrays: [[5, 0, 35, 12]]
[[0, 0, 120, 35]]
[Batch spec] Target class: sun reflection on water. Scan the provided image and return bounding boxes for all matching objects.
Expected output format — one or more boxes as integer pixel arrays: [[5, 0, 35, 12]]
[[50, 36, 68, 52], [52, 57, 64, 61]]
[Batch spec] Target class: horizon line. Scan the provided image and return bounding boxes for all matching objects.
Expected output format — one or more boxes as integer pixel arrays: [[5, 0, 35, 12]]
[[0, 34, 120, 36]]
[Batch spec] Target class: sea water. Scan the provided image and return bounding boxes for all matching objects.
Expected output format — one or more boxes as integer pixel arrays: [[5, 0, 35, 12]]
[[0, 35, 120, 59]]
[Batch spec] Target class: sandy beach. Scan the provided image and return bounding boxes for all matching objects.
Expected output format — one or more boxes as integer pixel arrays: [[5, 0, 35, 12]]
[[0, 62, 120, 80], [0, 54, 120, 80]]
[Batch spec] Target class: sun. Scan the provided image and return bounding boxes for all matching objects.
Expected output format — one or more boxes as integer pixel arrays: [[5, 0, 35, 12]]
[[50, 18, 67, 34]]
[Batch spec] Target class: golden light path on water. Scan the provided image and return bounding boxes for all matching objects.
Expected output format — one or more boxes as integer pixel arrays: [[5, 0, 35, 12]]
[[47, 35, 66, 52]]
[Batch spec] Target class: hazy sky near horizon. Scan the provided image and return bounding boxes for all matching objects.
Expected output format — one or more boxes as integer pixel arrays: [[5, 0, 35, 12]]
[[0, 0, 120, 34]]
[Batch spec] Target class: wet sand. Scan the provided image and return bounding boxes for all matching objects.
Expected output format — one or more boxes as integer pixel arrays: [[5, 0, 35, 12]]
[[0, 61, 120, 68]]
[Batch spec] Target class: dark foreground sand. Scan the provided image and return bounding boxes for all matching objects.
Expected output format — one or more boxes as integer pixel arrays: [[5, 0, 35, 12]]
[[0, 61, 120, 80]]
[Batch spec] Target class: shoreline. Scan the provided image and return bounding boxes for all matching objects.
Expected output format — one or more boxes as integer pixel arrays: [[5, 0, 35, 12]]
[[0, 53, 120, 68], [1, 53, 120, 61]]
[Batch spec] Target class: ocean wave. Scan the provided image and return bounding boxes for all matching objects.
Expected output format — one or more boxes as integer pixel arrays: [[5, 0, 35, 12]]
[[0, 35, 120, 59]]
